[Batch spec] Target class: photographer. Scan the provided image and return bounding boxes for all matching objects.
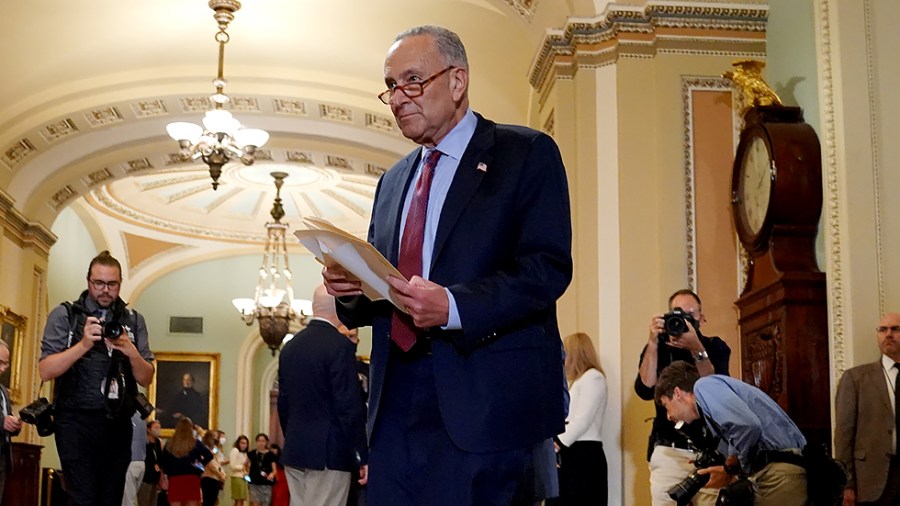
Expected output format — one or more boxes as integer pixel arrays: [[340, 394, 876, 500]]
[[38, 251, 155, 506], [635, 289, 730, 505], [655, 361, 808, 505]]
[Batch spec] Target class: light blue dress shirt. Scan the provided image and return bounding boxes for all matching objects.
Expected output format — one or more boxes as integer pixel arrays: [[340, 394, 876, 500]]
[[398, 109, 477, 330], [694, 374, 807, 472]]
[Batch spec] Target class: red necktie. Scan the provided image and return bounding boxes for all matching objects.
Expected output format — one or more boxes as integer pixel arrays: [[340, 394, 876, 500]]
[[390, 149, 442, 351]]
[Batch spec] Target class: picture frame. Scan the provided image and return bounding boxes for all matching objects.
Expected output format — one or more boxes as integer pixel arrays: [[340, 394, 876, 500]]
[[0, 305, 26, 404], [148, 352, 219, 437]]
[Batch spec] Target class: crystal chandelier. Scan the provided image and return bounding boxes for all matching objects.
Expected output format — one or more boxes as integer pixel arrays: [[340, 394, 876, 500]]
[[232, 172, 311, 355], [166, 0, 269, 190]]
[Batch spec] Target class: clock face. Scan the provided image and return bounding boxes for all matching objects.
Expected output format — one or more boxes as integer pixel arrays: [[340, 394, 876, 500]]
[[740, 135, 773, 235]]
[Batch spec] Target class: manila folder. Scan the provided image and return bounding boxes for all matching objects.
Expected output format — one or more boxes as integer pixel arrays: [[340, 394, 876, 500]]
[[294, 219, 406, 312]]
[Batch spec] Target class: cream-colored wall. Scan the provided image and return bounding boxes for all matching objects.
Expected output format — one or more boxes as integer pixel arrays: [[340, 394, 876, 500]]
[[812, 0, 900, 374]]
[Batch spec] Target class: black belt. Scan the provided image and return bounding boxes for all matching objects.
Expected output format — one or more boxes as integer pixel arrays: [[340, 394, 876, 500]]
[[751, 450, 805, 474]]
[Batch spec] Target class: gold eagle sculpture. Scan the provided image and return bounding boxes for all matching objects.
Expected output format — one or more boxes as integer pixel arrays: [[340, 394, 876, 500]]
[[722, 59, 782, 116]]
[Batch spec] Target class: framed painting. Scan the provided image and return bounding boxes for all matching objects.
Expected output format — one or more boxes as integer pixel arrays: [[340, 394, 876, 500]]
[[148, 352, 219, 436], [0, 305, 26, 404]]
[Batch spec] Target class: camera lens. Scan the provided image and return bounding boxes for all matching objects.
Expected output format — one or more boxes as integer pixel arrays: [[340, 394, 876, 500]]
[[102, 321, 123, 340], [663, 314, 688, 336]]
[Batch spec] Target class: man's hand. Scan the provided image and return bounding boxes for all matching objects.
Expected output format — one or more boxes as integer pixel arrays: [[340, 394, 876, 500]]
[[387, 276, 449, 328], [666, 318, 704, 354], [3, 415, 21, 433], [842, 487, 856, 506], [321, 264, 363, 298], [358, 464, 368, 485], [696, 465, 734, 489], [81, 316, 104, 348], [648, 313, 665, 347], [107, 331, 140, 358]]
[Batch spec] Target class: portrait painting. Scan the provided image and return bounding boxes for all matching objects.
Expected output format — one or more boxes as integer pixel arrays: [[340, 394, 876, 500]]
[[149, 352, 219, 435], [0, 305, 26, 404]]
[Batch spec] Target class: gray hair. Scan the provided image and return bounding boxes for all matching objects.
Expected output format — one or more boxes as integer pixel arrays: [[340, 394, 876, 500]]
[[395, 25, 469, 71]]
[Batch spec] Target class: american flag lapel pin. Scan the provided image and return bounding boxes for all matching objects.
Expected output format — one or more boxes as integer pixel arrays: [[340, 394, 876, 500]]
[[476, 162, 488, 172]]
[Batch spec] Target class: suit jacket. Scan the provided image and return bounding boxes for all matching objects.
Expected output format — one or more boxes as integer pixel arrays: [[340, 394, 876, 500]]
[[337, 113, 573, 453], [835, 360, 894, 502], [0, 384, 16, 468], [277, 319, 368, 471]]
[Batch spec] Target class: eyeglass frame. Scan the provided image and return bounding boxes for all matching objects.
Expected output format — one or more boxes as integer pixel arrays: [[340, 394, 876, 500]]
[[89, 279, 121, 290], [378, 66, 457, 105], [877, 325, 900, 333]]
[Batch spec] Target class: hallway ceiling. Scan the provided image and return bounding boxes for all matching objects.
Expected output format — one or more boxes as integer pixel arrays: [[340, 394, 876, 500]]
[[1, 0, 590, 272]]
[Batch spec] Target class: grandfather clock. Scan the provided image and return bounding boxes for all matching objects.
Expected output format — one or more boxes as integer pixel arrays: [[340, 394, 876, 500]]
[[731, 105, 830, 449]]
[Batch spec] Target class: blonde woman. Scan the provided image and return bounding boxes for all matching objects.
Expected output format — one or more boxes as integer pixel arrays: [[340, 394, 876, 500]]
[[228, 435, 250, 506], [160, 417, 214, 506], [555, 332, 608, 505]]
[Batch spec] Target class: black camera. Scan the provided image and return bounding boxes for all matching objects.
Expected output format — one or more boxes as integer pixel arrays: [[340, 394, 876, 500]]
[[101, 320, 123, 340], [20, 397, 55, 437], [661, 307, 698, 338], [133, 392, 155, 420], [667, 448, 725, 504]]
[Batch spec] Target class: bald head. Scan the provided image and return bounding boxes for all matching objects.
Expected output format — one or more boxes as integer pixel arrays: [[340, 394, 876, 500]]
[[312, 284, 339, 326], [877, 312, 900, 361]]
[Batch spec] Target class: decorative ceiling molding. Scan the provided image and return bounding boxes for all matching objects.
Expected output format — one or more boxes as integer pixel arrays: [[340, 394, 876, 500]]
[[503, 0, 537, 23], [0, 189, 57, 256], [529, 1, 767, 96], [1, 93, 405, 178]]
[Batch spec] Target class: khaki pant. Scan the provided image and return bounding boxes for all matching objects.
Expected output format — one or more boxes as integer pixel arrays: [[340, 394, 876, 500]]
[[752, 462, 807, 506], [649, 445, 719, 506]]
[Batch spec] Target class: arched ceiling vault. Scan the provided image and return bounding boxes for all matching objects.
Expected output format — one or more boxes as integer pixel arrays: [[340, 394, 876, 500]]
[[2, 0, 590, 276]]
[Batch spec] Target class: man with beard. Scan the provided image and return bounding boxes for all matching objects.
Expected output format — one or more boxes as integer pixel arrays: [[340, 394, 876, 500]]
[[39, 251, 154, 506]]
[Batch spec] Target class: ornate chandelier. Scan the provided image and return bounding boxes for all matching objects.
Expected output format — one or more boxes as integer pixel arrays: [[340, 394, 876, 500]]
[[232, 172, 311, 355], [166, 0, 269, 190]]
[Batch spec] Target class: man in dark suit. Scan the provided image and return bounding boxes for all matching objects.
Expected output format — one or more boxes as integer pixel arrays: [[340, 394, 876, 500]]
[[278, 285, 368, 506], [322, 25, 572, 506], [0, 340, 22, 499], [836, 312, 900, 505]]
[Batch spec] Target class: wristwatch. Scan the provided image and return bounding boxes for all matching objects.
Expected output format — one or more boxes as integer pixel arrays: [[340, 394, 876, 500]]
[[695, 350, 709, 362]]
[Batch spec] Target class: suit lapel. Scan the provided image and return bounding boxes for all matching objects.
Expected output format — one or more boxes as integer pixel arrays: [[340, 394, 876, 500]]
[[383, 151, 421, 265], [431, 116, 494, 271], [866, 361, 893, 414]]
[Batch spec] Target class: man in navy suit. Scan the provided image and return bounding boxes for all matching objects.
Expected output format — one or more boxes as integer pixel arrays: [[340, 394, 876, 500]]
[[278, 285, 368, 506], [323, 25, 572, 506]]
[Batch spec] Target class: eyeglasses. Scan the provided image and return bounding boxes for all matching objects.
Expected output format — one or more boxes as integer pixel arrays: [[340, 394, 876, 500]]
[[89, 279, 121, 290], [877, 325, 900, 333], [378, 66, 456, 105]]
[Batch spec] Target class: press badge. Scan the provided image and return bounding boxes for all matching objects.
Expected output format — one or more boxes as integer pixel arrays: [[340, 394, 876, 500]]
[[101, 379, 120, 399]]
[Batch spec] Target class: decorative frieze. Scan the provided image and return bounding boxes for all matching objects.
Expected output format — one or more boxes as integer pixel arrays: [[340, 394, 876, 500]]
[[40, 118, 79, 142], [85, 107, 124, 127], [2, 139, 37, 168], [365, 113, 396, 133], [273, 99, 307, 115], [286, 151, 313, 164], [320, 104, 353, 123], [124, 158, 154, 173], [325, 155, 353, 171], [131, 100, 168, 118], [50, 186, 77, 209], [529, 1, 767, 96], [84, 168, 114, 187]]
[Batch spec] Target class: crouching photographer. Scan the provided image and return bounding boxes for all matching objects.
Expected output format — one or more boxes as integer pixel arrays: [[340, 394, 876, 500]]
[[635, 289, 731, 505], [38, 251, 155, 506], [655, 361, 807, 506]]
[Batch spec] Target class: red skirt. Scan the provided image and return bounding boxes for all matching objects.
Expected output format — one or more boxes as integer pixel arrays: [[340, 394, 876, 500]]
[[168, 474, 202, 502]]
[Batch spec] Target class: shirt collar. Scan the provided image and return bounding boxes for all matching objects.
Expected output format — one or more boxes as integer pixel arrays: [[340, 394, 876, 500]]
[[424, 108, 477, 162], [882, 354, 898, 370]]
